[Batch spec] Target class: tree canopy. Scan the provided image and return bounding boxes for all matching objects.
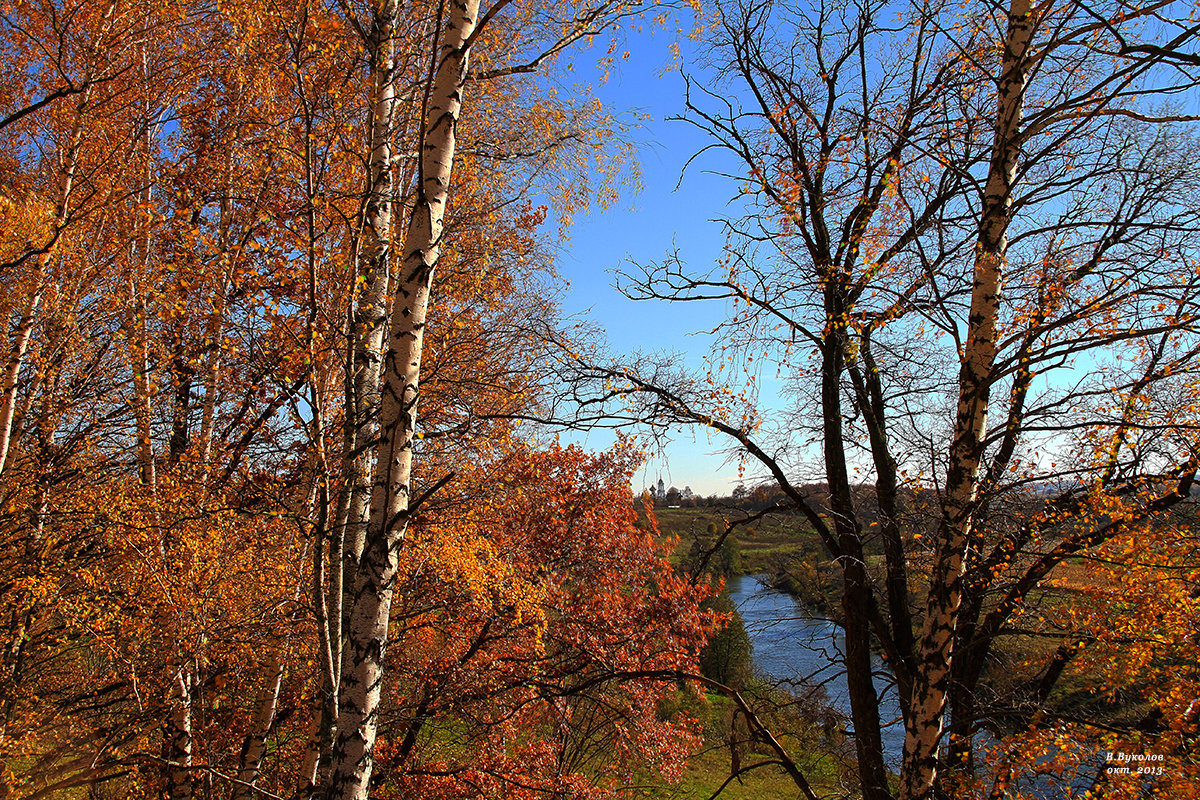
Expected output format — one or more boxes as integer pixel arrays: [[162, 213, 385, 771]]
[[2, 0, 1199, 799]]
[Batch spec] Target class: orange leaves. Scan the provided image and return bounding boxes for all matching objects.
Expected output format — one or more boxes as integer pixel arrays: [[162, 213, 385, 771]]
[[0, 0, 693, 795], [0, 455, 309, 796], [0, 190, 54, 259], [367, 442, 713, 796], [980, 512, 1200, 799]]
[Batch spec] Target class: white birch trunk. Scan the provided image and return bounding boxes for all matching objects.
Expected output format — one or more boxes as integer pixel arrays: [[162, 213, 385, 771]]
[[0, 103, 89, 477], [163, 666, 194, 800], [0, 0, 122, 477], [298, 703, 326, 798], [336, 0, 407, 626], [899, 3, 1033, 798], [327, 0, 480, 796], [130, 278, 158, 489], [0, 297, 44, 479], [129, 41, 161, 492], [231, 650, 286, 800], [324, 2, 401, 797]]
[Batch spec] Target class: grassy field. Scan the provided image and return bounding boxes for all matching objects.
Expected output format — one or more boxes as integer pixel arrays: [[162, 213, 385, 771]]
[[639, 690, 848, 800], [651, 507, 825, 573], [650, 747, 824, 800], [649, 506, 839, 611]]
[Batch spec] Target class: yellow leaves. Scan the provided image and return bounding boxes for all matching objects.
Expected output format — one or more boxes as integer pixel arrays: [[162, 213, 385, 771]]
[[0, 191, 56, 264]]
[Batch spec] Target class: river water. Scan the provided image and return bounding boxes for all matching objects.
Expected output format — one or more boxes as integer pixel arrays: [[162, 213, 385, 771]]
[[727, 573, 907, 768], [727, 575, 1097, 795]]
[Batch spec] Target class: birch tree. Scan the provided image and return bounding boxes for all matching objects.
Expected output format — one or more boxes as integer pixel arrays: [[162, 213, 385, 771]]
[[578, 1, 1200, 798], [898, 3, 1034, 795], [2, 0, 703, 795], [322, 0, 659, 796], [324, 0, 460, 794]]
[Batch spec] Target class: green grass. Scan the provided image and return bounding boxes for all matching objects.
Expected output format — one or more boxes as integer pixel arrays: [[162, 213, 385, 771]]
[[638, 690, 848, 799], [649, 507, 841, 613], [651, 508, 826, 574], [655, 747, 808, 799]]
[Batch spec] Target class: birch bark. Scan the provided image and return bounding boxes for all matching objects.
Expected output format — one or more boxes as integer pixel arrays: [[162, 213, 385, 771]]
[[231, 650, 287, 800], [162, 667, 195, 800], [327, 0, 481, 795], [0, 104, 90, 478], [322, 4, 401, 796], [0, 0, 124, 477], [899, 2, 1032, 797], [336, 0, 405, 641]]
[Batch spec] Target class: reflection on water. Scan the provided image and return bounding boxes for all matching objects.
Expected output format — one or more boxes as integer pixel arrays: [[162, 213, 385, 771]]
[[726, 573, 906, 768]]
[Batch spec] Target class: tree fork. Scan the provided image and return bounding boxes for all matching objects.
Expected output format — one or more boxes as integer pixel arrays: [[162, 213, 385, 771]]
[[326, 0, 481, 796]]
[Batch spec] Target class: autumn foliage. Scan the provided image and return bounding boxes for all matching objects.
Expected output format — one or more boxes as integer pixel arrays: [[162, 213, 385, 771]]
[[366, 444, 712, 800], [7, 0, 1200, 798], [0, 0, 710, 798]]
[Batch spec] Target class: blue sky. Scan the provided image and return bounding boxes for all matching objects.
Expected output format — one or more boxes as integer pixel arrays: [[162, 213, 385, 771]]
[[552, 25, 761, 496], [544, 7, 1200, 499]]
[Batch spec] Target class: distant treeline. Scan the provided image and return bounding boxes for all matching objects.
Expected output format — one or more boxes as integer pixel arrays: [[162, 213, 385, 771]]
[[645, 480, 791, 510], [646, 480, 888, 530]]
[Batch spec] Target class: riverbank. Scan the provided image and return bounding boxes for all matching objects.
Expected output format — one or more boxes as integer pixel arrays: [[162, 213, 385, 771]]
[[648, 688, 848, 799], [652, 506, 842, 612], [726, 574, 907, 768]]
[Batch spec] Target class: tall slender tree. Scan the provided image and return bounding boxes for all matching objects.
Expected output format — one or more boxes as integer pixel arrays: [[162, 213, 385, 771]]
[[580, 1, 1200, 798], [327, 0, 662, 795]]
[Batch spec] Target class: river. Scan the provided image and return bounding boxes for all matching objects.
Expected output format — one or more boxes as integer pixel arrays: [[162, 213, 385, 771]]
[[727, 573, 907, 768], [727, 575, 1098, 795]]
